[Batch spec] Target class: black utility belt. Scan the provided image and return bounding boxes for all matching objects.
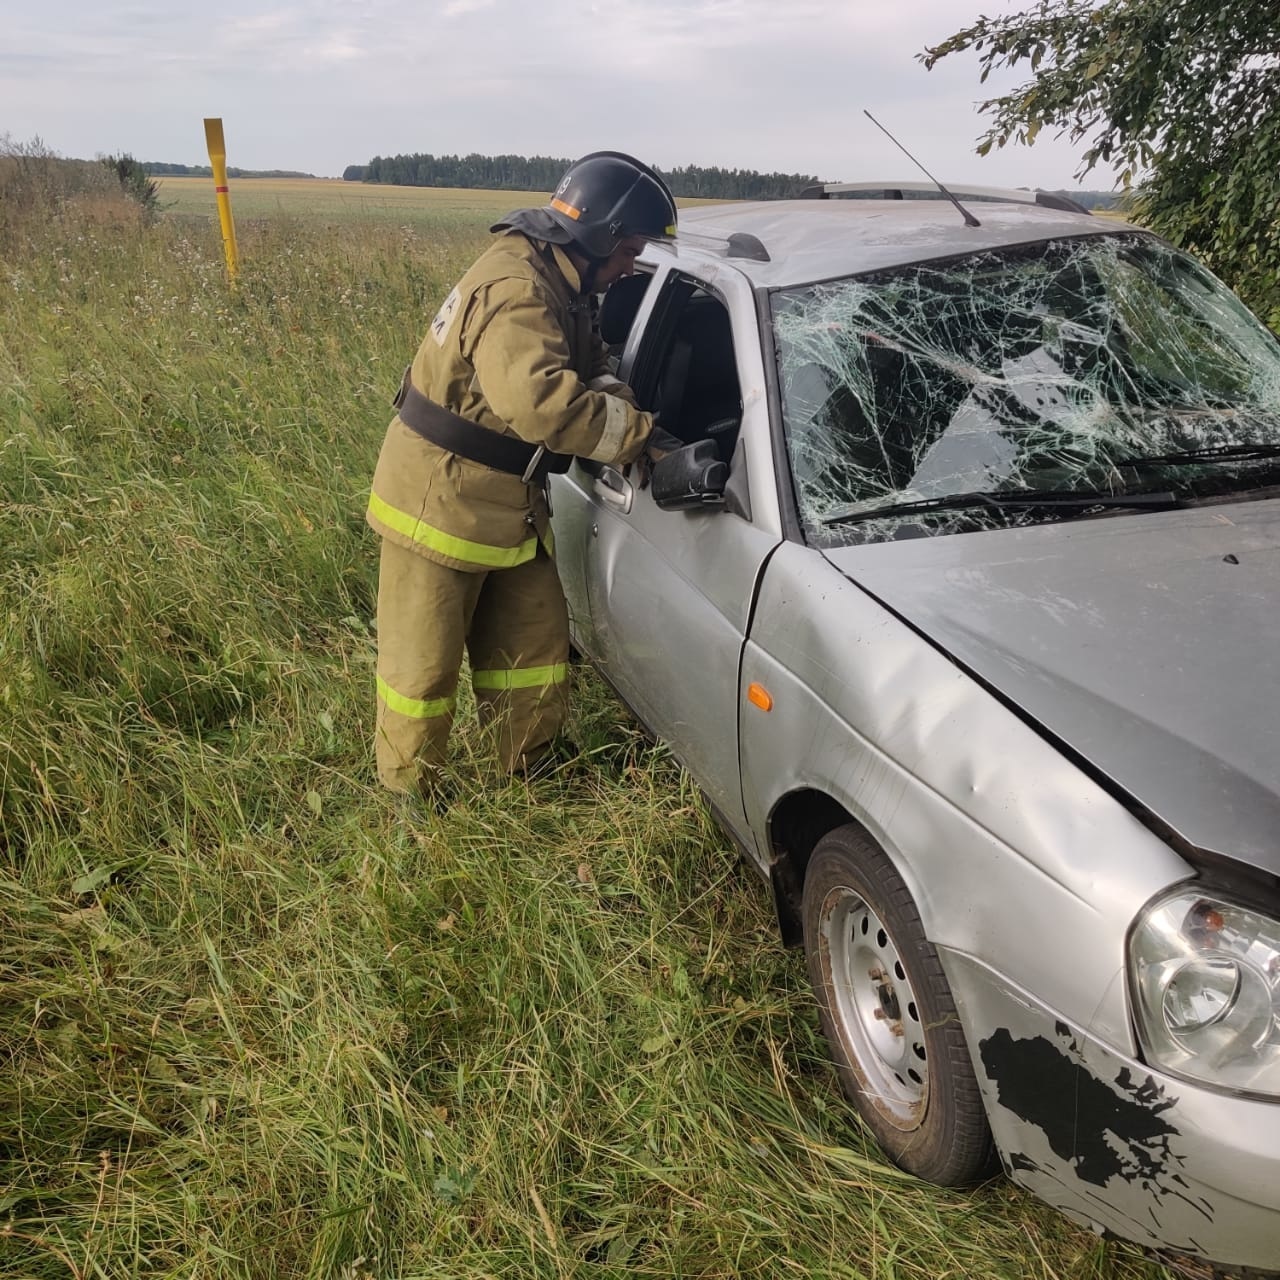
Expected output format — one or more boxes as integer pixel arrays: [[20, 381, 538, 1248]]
[[394, 374, 571, 484]]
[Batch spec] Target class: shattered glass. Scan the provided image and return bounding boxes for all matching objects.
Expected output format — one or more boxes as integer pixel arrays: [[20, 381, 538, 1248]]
[[772, 233, 1280, 545]]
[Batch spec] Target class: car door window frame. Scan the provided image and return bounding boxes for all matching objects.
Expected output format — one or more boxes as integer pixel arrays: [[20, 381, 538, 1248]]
[[583, 255, 784, 537]]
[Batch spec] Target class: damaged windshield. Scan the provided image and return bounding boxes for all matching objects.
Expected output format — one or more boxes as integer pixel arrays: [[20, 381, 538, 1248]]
[[772, 233, 1280, 544]]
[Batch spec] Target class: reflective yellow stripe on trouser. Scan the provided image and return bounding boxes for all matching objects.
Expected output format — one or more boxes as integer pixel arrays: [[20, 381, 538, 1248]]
[[472, 663, 569, 691], [376, 676, 455, 721]]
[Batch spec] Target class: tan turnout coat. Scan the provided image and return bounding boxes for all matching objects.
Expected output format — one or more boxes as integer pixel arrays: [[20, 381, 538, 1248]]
[[366, 232, 653, 572]]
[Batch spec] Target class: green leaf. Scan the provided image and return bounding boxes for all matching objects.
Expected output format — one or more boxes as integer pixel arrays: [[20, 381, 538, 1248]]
[[641, 1032, 672, 1054], [72, 865, 116, 895], [306, 789, 322, 817], [70, 859, 148, 896]]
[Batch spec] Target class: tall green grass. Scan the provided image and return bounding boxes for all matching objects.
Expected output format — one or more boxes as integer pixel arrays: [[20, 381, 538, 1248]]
[[0, 188, 1173, 1278]]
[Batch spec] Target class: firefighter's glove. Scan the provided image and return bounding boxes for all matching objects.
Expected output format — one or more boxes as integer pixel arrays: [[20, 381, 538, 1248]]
[[636, 422, 686, 490], [647, 423, 685, 459]]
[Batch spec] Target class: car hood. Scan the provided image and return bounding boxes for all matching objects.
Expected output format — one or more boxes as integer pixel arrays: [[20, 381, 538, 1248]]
[[824, 501, 1280, 876]]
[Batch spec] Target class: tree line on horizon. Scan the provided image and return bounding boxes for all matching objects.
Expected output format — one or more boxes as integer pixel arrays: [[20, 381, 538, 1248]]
[[142, 162, 316, 179], [342, 153, 826, 200], [340, 152, 1121, 207]]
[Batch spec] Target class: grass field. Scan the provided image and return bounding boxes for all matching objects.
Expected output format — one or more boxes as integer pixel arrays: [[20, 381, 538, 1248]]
[[0, 178, 1176, 1279]]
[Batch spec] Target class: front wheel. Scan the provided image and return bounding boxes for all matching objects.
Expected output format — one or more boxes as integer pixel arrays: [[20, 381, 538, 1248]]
[[802, 824, 997, 1185]]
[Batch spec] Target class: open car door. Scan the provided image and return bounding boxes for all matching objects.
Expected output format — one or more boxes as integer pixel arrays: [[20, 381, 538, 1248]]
[[572, 263, 781, 840]]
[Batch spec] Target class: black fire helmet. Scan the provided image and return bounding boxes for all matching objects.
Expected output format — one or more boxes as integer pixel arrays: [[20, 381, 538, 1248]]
[[492, 151, 677, 260]]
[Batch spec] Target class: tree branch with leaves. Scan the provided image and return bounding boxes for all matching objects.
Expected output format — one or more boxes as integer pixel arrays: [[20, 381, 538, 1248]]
[[923, 0, 1280, 329]]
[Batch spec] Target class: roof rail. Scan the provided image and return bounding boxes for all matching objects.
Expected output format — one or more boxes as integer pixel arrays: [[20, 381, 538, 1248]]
[[798, 181, 1091, 216]]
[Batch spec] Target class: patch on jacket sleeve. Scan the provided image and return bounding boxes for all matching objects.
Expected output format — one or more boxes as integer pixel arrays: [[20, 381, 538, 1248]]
[[429, 286, 463, 347]]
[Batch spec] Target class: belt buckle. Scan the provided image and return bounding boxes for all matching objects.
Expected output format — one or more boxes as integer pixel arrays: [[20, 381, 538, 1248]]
[[520, 445, 546, 485]]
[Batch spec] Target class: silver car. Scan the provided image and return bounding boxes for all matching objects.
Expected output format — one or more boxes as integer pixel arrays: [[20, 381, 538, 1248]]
[[550, 184, 1280, 1276]]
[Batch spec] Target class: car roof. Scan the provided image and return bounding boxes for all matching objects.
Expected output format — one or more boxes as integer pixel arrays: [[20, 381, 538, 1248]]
[[653, 198, 1138, 289]]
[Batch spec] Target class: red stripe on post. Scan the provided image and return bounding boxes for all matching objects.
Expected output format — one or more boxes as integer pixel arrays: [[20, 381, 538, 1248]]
[[215, 185, 229, 193]]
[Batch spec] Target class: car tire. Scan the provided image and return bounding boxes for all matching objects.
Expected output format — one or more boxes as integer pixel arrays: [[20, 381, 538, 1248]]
[[802, 824, 997, 1185]]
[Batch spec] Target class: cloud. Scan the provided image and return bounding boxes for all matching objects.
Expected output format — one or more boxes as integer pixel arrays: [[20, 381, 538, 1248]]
[[228, 11, 296, 35], [442, 0, 497, 16], [301, 32, 369, 63], [0, 0, 1115, 187]]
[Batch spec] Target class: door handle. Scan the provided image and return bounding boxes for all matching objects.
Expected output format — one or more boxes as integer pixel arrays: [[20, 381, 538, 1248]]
[[593, 465, 633, 514]]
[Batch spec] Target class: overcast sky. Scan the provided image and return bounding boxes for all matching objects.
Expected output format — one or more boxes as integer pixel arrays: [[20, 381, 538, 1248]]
[[1, 0, 1114, 190]]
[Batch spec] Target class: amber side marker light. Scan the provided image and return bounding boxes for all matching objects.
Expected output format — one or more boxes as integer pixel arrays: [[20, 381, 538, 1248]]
[[747, 683, 773, 712], [1188, 900, 1227, 948]]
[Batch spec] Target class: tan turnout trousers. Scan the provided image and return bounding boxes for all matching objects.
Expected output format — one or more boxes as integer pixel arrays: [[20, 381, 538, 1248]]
[[375, 537, 570, 791]]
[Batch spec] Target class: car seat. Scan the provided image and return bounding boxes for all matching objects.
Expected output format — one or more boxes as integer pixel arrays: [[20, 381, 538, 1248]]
[[598, 273, 652, 355]]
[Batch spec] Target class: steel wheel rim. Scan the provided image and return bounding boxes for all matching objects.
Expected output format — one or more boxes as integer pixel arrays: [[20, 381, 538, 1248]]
[[821, 885, 928, 1129]]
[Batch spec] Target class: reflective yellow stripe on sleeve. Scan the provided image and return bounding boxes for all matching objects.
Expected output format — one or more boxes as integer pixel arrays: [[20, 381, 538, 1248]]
[[377, 676, 456, 720], [472, 663, 570, 692], [367, 491, 538, 569]]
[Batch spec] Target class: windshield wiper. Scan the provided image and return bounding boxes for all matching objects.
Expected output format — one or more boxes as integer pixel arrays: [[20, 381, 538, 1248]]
[[1118, 443, 1280, 468], [821, 488, 1181, 528]]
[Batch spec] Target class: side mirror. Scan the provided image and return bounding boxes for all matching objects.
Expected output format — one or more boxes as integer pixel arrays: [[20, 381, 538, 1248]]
[[651, 440, 728, 511]]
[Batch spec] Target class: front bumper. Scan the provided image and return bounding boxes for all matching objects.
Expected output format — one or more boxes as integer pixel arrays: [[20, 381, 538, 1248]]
[[942, 949, 1280, 1275]]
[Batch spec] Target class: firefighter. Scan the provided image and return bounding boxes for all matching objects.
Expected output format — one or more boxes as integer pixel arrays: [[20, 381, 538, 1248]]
[[366, 151, 678, 794]]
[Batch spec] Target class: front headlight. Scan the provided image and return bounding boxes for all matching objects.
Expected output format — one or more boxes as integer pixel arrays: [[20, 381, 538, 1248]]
[[1129, 887, 1280, 1097]]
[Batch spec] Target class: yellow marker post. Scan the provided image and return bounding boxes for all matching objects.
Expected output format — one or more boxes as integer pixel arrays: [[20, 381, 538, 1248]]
[[203, 117, 240, 280]]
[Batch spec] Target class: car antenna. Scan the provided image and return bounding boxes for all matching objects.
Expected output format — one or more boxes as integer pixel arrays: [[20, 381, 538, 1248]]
[[863, 109, 981, 228]]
